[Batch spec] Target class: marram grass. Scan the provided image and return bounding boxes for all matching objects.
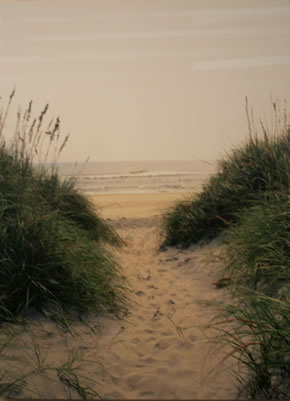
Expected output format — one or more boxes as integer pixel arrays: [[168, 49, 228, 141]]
[[162, 101, 289, 247], [0, 91, 128, 398], [0, 91, 128, 321], [214, 192, 290, 399], [223, 192, 289, 297], [163, 100, 289, 399]]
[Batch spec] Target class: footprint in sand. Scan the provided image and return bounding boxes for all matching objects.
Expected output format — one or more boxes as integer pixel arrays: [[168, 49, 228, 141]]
[[165, 256, 179, 262], [154, 340, 170, 350], [94, 211, 239, 400], [153, 307, 163, 319], [148, 284, 158, 289], [135, 290, 145, 296]]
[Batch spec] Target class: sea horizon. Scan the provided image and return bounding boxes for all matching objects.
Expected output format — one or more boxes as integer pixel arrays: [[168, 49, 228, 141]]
[[56, 159, 217, 195]]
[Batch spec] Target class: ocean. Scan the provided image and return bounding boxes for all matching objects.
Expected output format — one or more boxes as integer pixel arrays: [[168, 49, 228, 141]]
[[57, 160, 217, 195]]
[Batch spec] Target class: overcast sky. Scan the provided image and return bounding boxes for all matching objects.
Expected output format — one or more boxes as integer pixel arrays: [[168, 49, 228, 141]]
[[0, 0, 289, 162]]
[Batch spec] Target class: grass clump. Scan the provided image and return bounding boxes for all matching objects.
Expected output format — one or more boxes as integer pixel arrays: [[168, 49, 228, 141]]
[[224, 192, 289, 296], [213, 192, 289, 399], [212, 291, 290, 400], [0, 90, 128, 397], [0, 90, 127, 322], [162, 99, 289, 399], [162, 100, 289, 247]]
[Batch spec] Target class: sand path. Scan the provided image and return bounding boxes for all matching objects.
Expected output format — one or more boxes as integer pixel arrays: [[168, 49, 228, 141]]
[[0, 193, 239, 399], [91, 206, 238, 399]]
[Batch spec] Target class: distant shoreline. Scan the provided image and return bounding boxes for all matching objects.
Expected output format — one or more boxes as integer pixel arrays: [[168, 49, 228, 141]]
[[90, 191, 190, 219]]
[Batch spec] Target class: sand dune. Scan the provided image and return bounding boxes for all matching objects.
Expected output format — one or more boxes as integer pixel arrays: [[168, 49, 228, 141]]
[[0, 193, 238, 399]]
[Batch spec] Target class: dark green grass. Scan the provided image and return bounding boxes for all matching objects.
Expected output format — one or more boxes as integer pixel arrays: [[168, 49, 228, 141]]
[[0, 91, 128, 397], [162, 123, 289, 247], [0, 200, 126, 319], [212, 193, 290, 399], [162, 100, 289, 399], [0, 92, 127, 322], [224, 193, 289, 296], [36, 173, 123, 246]]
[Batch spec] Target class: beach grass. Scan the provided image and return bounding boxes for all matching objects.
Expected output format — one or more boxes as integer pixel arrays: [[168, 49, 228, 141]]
[[162, 100, 289, 247], [224, 192, 289, 297], [0, 91, 128, 397], [211, 192, 289, 399], [0, 324, 103, 398], [163, 99, 289, 399]]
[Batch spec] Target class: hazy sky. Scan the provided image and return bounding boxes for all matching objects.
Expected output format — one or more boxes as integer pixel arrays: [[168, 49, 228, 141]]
[[0, 0, 289, 162]]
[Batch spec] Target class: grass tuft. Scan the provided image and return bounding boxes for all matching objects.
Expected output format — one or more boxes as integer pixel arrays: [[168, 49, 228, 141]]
[[0, 91, 127, 321], [162, 101, 289, 247], [0, 90, 128, 397], [224, 193, 289, 296], [162, 99, 289, 399]]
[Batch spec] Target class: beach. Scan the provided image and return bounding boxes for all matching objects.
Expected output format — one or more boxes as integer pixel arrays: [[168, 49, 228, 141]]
[[89, 192, 238, 399], [90, 191, 190, 219], [1, 1, 288, 396], [1, 191, 238, 399]]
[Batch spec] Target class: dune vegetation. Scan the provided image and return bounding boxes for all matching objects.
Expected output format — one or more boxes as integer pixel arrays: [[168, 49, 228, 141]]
[[163, 99, 289, 399], [0, 91, 127, 398]]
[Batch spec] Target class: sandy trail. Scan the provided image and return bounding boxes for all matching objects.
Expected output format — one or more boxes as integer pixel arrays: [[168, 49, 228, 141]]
[[0, 193, 239, 399], [92, 213, 237, 400]]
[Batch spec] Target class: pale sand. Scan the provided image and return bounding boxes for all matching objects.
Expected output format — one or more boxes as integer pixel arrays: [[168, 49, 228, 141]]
[[90, 191, 190, 219], [0, 192, 239, 399]]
